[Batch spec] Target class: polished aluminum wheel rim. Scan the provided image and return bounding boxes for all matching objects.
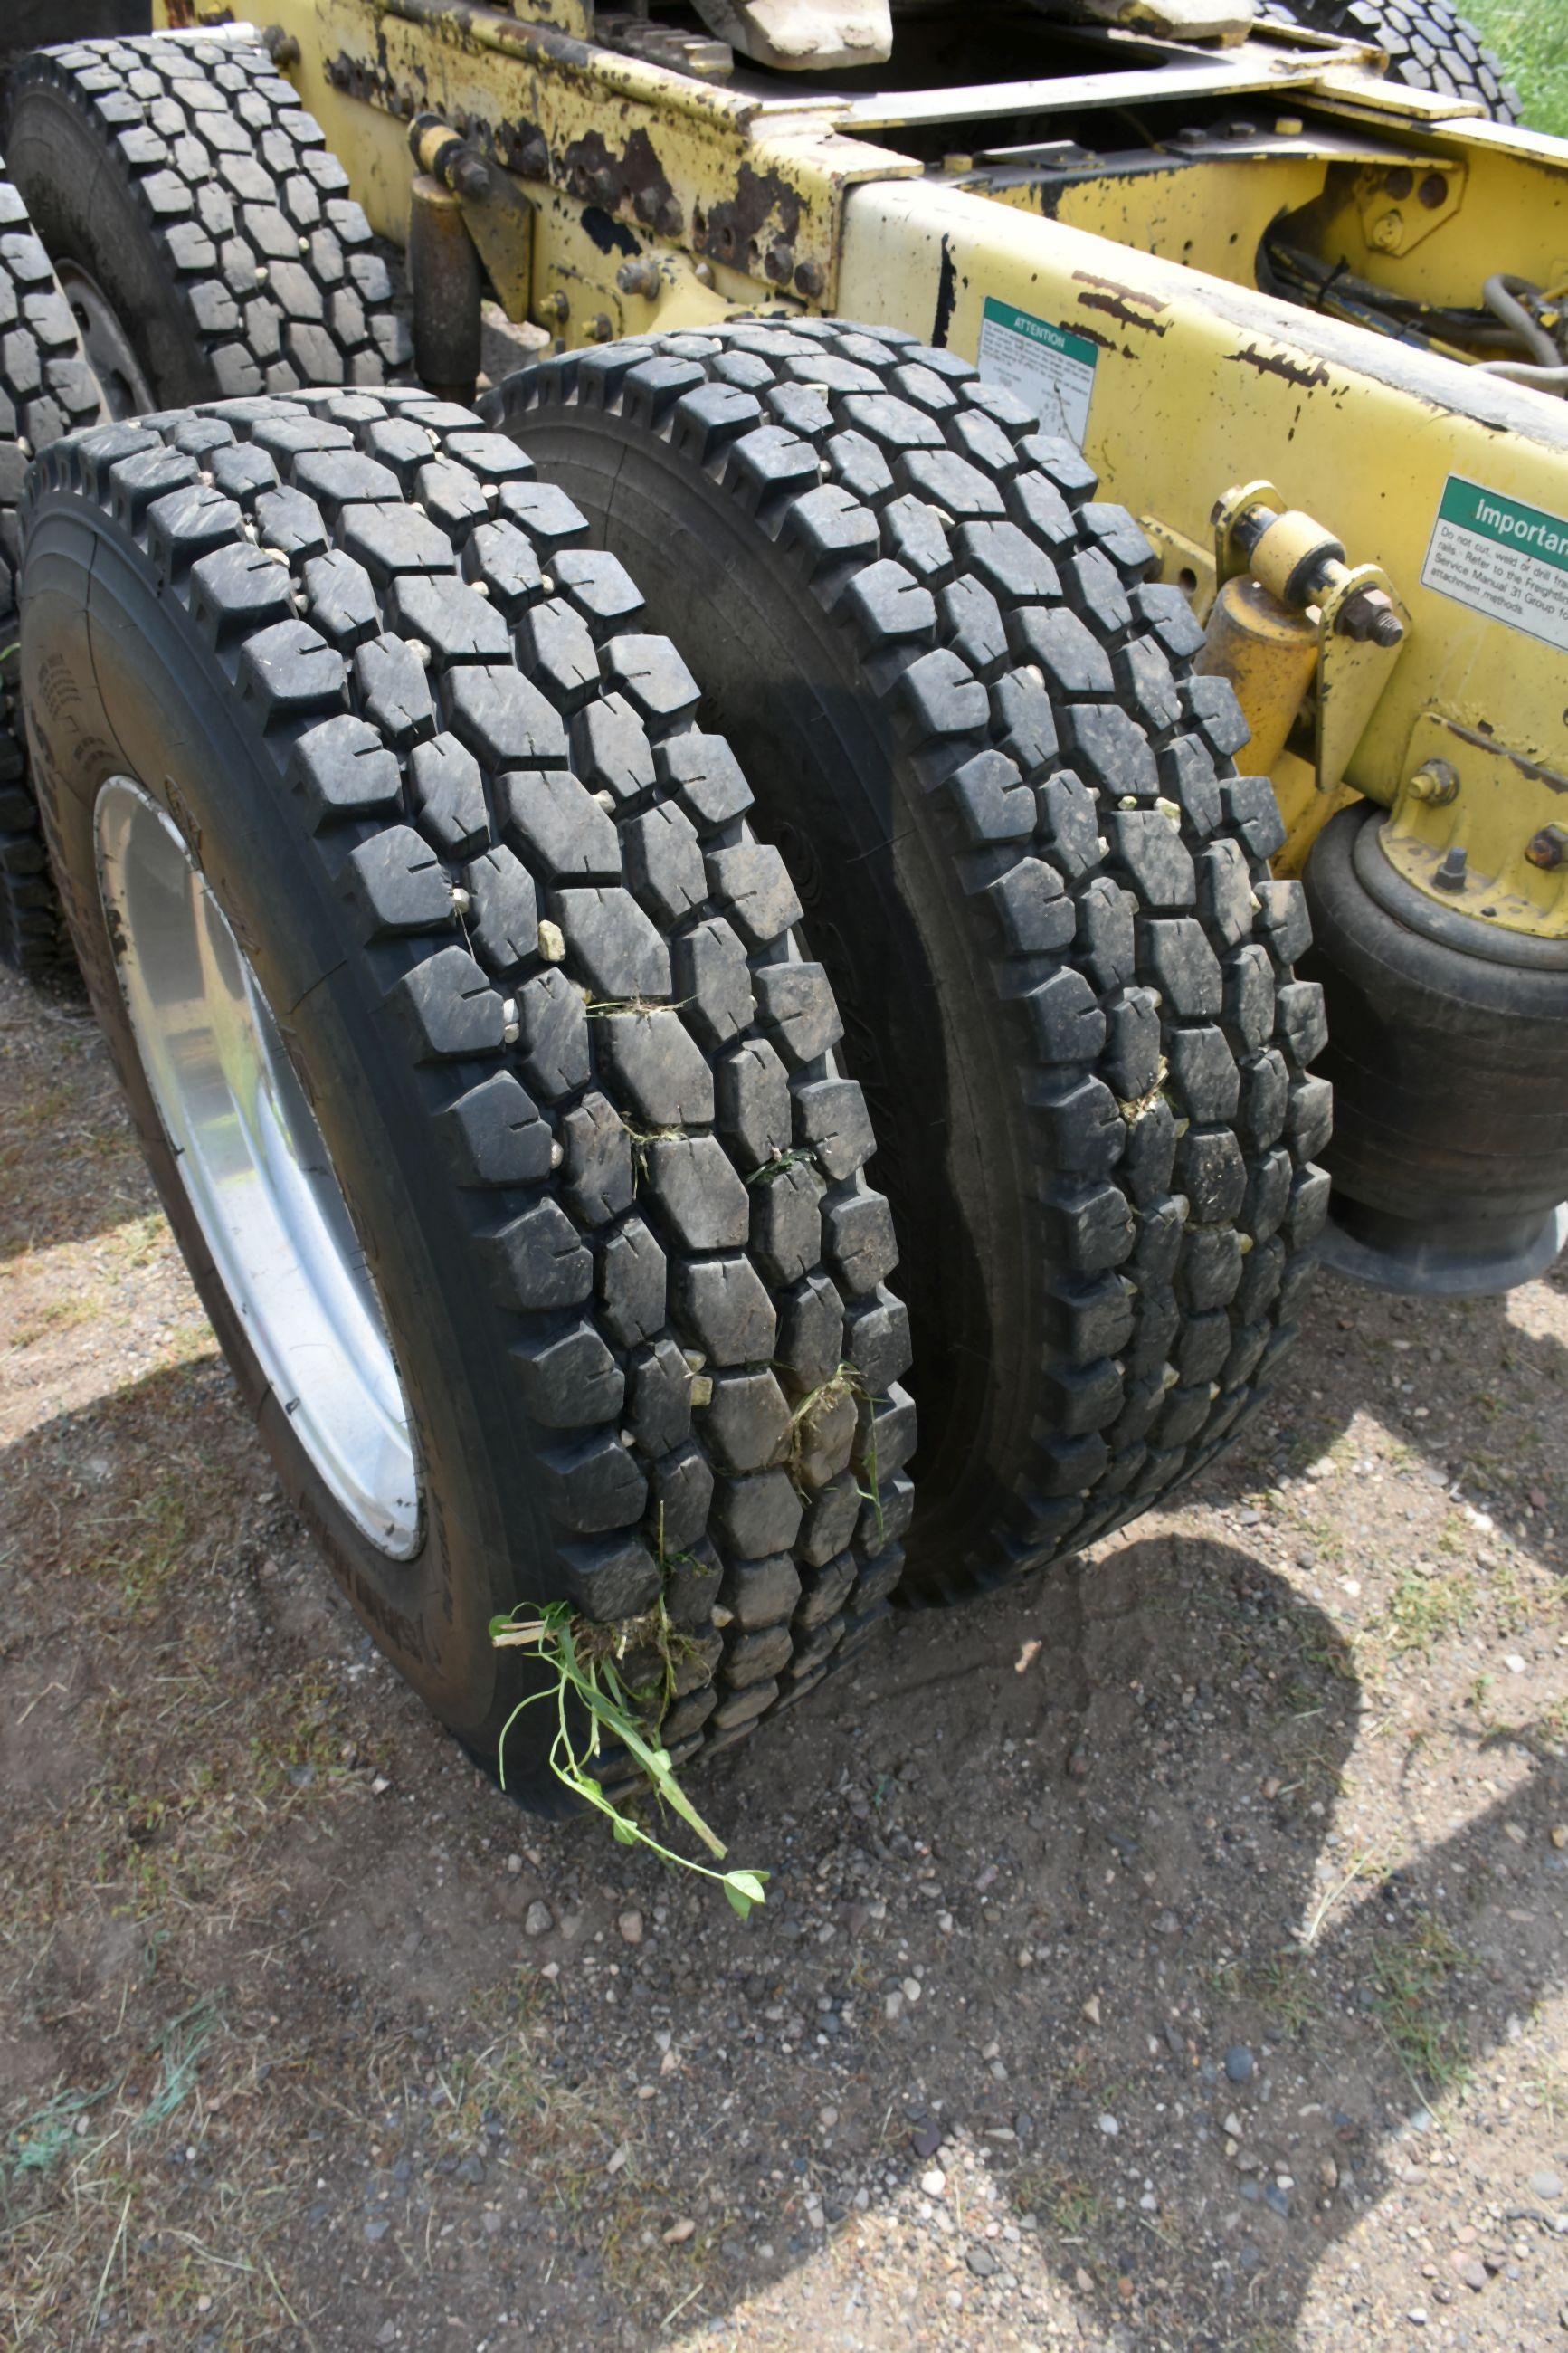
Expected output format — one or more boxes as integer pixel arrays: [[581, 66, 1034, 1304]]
[[96, 778, 420, 1555]]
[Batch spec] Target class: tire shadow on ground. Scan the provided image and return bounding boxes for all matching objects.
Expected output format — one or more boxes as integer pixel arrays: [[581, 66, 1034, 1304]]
[[6, 1338, 1563, 2349]]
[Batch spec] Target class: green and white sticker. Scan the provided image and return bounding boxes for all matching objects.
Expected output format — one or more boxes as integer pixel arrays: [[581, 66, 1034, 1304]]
[[1421, 475, 1568, 653], [977, 297, 1098, 445]]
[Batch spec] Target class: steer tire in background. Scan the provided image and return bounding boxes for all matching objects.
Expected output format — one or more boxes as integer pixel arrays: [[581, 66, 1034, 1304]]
[[5, 32, 409, 409], [0, 162, 103, 980], [1263, 0, 1520, 120], [20, 389, 912, 1801], [489, 321, 1332, 1605]]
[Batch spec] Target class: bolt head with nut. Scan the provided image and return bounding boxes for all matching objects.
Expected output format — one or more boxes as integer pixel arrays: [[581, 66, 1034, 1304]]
[[1525, 824, 1568, 872]]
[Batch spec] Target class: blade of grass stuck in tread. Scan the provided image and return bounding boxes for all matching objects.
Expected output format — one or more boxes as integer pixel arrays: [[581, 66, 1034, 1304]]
[[490, 1605, 765, 1904]]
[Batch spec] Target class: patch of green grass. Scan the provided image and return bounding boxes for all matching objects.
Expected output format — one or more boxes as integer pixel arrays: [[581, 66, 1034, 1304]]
[[1385, 1560, 1475, 1656], [1010, 2158, 1110, 2243], [1468, 0, 1568, 138], [1371, 1914, 1470, 2095]]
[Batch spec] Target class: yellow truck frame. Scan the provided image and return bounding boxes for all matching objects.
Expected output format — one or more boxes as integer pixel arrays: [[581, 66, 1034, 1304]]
[[155, 0, 1568, 1284]]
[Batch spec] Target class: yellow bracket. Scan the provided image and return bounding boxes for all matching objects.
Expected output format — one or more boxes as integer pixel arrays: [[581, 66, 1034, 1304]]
[[1210, 479, 1409, 800], [1380, 712, 1568, 940], [1353, 157, 1466, 258], [411, 117, 536, 320]]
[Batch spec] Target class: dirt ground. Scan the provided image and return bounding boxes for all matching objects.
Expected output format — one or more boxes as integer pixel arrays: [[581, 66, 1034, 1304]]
[[2, 958, 1565, 2353]]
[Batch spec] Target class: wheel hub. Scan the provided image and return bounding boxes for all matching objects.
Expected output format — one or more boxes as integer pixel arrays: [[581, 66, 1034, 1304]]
[[94, 778, 420, 1556]]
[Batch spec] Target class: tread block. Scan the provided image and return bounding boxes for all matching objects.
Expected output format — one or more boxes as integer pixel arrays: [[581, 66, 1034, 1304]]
[[354, 630, 436, 746], [1143, 917, 1222, 1018], [389, 571, 512, 665], [558, 1533, 660, 1620], [752, 962, 843, 1069], [409, 731, 488, 855], [514, 966, 591, 1098], [645, 1441, 714, 1552], [1165, 1024, 1241, 1123], [603, 634, 700, 727], [622, 803, 706, 928], [385, 943, 502, 1060], [703, 1369, 793, 1474], [657, 730, 752, 831], [599, 1007, 714, 1125], [711, 1468, 803, 1558], [447, 662, 569, 768], [559, 1091, 634, 1224], [511, 1319, 622, 1428], [501, 769, 621, 881], [718, 1550, 802, 1632], [822, 1189, 898, 1294], [439, 1070, 553, 1186], [485, 1196, 594, 1310], [517, 597, 601, 710], [341, 824, 451, 937], [674, 1255, 777, 1365], [673, 915, 754, 1049], [598, 1214, 667, 1347], [716, 1038, 792, 1168], [554, 884, 671, 1001], [465, 843, 538, 972], [625, 1336, 693, 1454], [644, 1134, 750, 1251], [792, 1077, 873, 1182], [707, 841, 803, 948], [748, 1157, 822, 1286]]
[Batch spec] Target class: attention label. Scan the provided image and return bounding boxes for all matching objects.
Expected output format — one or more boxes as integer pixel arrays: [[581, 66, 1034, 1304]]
[[977, 298, 1097, 444], [1421, 475, 1568, 653]]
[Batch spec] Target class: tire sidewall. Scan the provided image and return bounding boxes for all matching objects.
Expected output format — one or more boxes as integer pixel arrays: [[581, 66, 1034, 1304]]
[[22, 486, 554, 1760]]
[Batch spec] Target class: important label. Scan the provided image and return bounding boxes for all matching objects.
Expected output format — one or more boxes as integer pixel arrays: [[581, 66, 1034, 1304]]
[[976, 298, 1097, 444], [1421, 474, 1568, 653]]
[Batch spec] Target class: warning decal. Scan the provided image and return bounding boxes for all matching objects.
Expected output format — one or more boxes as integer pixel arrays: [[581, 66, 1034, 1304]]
[[1421, 474, 1568, 654], [976, 298, 1098, 445]]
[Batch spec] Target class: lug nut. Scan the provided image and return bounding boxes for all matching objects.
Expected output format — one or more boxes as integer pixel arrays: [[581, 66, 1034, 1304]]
[[1433, 845, 1468, 892], [1409, 759, 1459, 806], [1525, 824, 1568, 871]]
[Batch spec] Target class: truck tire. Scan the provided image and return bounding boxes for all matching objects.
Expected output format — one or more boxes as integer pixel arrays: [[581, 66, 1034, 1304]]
[[19, 388, 911, 1802], [488, 322, 1330, 1605], [5, 31, 410, 409], [1265, 0, 1520, 120], [0, 163, 103, 979], [1, 30, 412, 983]]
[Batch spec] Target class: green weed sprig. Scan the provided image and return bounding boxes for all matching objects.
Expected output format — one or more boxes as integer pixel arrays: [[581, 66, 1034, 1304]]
[[489, 1602, 768, 1920]]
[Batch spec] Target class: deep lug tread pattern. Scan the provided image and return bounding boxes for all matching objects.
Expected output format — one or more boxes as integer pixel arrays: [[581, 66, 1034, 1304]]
[[1263, 0, 1520, 119], [2, 30, 410, 979], [489, 324, 1328, 1608], [7, 31, 411, 401], [0, 164, 103, 978], [24, 388, 910, 1777]]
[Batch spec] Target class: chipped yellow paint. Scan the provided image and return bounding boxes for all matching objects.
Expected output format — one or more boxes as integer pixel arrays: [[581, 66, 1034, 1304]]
[[153, 1, 1568, 938]]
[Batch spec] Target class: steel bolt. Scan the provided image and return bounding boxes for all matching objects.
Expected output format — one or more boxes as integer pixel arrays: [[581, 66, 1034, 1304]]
[[1433, 845, 1469, 892], [794, 258, 824, 299], [1337, 586, 1404, 647], [1370, 210, 1404, 253], [1525, 824, 1568, 871], [450, 152, 489, 201], [262, 27, 301, 68], [615, 256, 661, 299], [765, 237, 794, 284], [1408, 759, 1459, 806], [586, 313, 614, 343]]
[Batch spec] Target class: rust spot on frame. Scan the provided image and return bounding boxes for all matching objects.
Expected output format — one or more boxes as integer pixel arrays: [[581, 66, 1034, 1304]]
[[1231, 345, 1332, 391]]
